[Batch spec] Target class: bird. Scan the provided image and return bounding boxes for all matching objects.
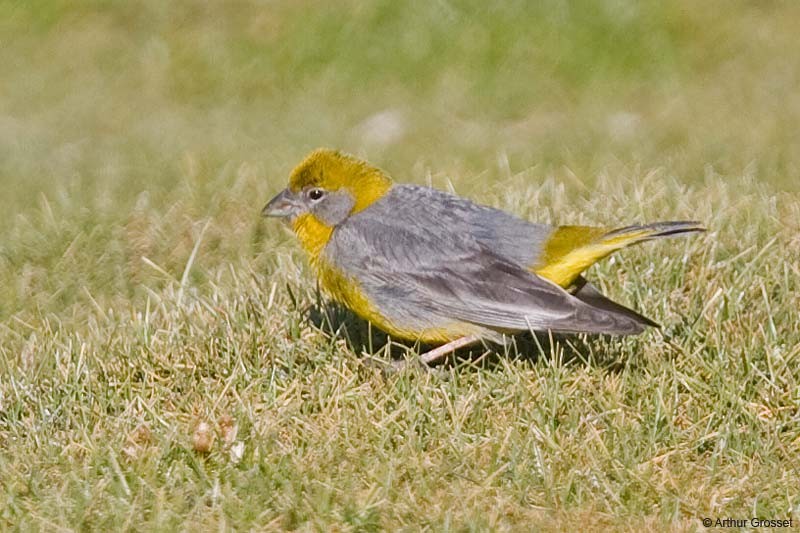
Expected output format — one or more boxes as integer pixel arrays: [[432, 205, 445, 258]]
[[262, 148, 704, 365]]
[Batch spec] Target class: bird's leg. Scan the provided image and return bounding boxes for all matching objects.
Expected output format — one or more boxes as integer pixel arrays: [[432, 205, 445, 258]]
[[419, 334, 481, 365], [365, 335, 482, 374]]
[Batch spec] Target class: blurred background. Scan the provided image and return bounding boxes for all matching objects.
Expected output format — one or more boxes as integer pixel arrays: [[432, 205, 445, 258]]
[[4, 3, 800, 527], [1, 0, 798, 316]]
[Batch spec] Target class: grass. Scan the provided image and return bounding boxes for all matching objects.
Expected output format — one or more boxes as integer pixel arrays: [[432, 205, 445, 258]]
[[1, 1, 799, 530]]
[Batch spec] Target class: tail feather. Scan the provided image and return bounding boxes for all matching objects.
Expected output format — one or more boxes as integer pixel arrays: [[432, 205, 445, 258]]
[[602, 221, 706, 245], [535, 220, 705, 288]]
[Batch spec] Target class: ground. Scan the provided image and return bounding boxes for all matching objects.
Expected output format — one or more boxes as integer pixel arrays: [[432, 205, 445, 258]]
[[1, 1, 799, 531]]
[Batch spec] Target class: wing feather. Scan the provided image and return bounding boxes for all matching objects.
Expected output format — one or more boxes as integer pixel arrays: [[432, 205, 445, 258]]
[[325, 187, 647, 337], [397, 249, 646, 335]]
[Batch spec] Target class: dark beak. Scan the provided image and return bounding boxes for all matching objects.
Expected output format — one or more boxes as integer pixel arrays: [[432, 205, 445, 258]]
[[262, 188, 300, 218]]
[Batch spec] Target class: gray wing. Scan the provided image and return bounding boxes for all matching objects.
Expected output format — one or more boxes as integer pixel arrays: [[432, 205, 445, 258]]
[[326, 189, 647, 336], [374, 185, 553, 267], [571, 276, 659, 329], [392, 248, 647, 335]]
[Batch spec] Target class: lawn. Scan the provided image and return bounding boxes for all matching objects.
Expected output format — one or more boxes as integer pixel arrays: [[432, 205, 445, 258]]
[[1, 1, 799, 530]]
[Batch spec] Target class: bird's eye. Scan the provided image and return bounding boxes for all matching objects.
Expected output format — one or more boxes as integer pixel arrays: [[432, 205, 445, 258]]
[[308, 188, 325, 201]]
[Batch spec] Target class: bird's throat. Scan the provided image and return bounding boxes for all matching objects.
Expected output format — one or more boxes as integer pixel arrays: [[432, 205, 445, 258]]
[[292, 213, 333, 264]]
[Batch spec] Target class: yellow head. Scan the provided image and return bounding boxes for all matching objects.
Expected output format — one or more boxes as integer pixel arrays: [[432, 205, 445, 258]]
[[262, 149, 393, 259]]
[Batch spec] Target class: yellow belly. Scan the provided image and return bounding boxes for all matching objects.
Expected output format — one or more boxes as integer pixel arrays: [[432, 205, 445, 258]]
[[316, 257, 475, 343], [291, 213, 473, 343]]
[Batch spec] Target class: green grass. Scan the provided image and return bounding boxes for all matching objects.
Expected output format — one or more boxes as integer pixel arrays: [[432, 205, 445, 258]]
[[1, 1, 800, 530]]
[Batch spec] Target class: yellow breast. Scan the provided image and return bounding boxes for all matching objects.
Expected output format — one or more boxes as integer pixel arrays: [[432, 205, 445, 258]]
[[319, 249, 475, 343], [316, 256, 415, 339], [292, 214, 333, 266], [291, 212, 478, 344]]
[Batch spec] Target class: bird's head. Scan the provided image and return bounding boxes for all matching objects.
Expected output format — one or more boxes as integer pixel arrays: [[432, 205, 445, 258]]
[[262, 148, 393, 227]]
